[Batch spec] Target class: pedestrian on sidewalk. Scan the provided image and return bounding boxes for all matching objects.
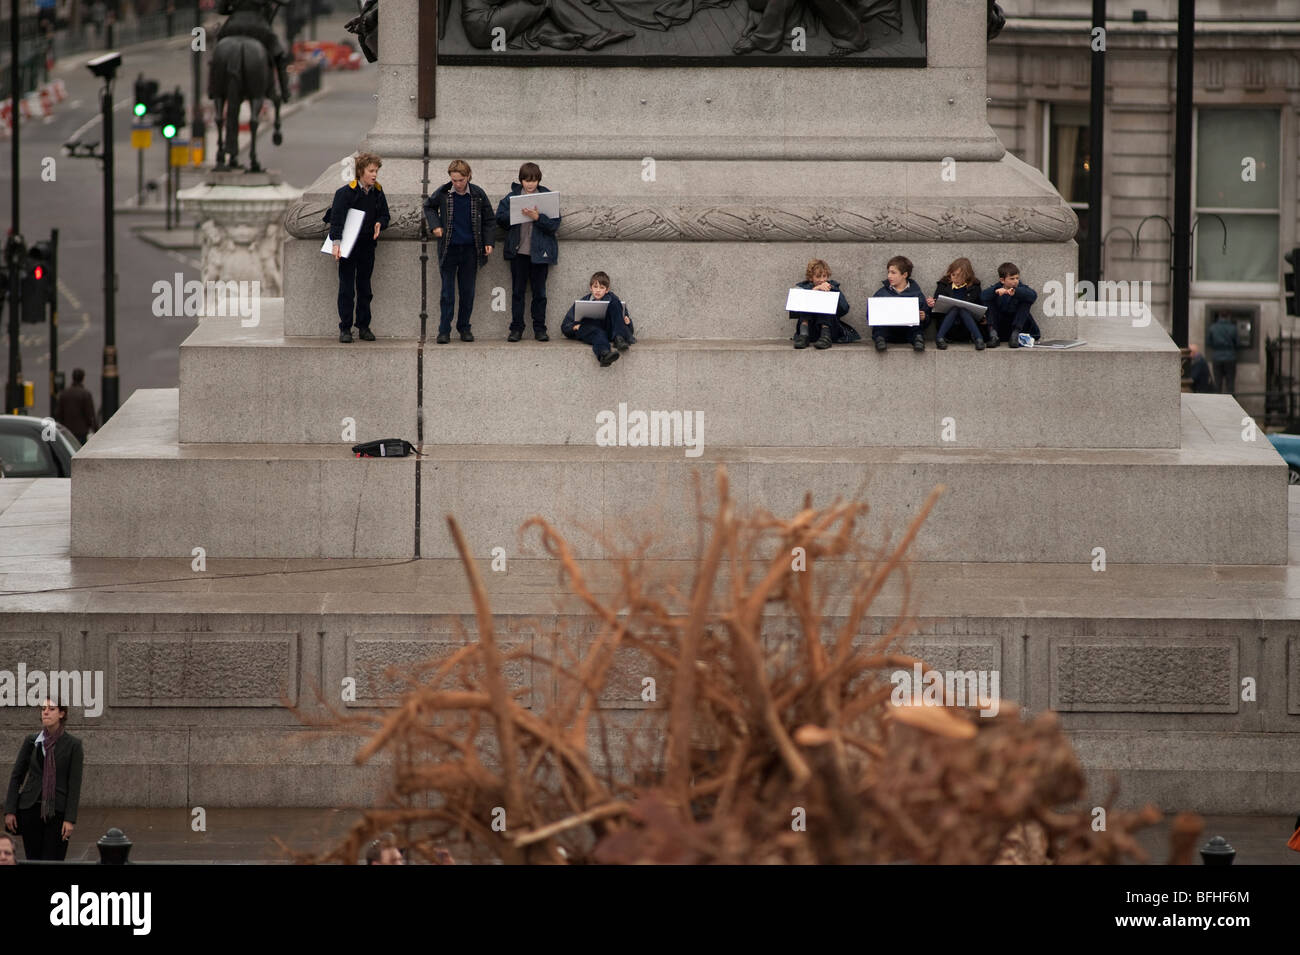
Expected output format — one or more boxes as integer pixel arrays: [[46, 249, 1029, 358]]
[[4, 699, 84, 862], [1187, 343, 1213, 393], [53, 368, 99, 444], [1207, 313, 1239, 394]]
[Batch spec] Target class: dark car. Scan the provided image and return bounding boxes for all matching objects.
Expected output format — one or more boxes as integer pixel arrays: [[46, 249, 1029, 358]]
[[1266, 433, 1300, 485], [0, 415, 81, 478]]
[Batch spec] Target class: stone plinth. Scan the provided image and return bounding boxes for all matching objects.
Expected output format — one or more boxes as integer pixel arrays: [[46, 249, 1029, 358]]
[[178, 174, 304, 297], [176, 308, 1180, 450], [9, 477, 1300, 814], [71, 389, 1286, 564]]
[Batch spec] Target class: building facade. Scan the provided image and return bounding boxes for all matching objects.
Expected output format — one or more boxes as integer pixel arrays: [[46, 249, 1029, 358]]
[[989, 0, 1300, 413]]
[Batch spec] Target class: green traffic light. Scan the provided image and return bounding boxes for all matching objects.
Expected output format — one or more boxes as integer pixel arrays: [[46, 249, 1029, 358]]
[[162, 123, 177, 139], [133, 102, 147, 117]]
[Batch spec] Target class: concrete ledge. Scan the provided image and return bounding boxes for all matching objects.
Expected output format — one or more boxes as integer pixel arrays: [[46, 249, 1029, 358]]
[[71, 390, 416, 559], [420, 315, 1178, 449], [11, 483, 1300, 810], [417, 393, 1284, 564], [69, 391, 1285, 562], [179, 306, 418, 444], [0, 608, 1296, 811], [201, 303, 1172, 449]]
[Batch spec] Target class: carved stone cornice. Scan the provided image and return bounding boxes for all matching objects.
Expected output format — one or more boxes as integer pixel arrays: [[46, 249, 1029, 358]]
[[284, 199, 1079, 243]]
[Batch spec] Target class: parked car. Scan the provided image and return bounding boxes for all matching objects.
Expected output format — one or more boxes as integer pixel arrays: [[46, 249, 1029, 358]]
[[1266, 433, 1300, 484], [0, 415, 81, 478]]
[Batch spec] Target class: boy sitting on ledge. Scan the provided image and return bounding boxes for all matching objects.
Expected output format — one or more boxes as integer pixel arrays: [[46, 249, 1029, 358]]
[[562, 271, 632, 367], [870, 255, 930, 352], [980, 261, 1041, 348], [790, 258, 860, 350]]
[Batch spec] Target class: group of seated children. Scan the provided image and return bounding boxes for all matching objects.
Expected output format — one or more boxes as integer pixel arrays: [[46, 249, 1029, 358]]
[[788, 256, 1041, 352]]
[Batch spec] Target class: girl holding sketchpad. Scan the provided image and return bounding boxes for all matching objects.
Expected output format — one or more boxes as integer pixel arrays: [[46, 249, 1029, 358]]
[[787, 259, 860, 349], [927, 257, 990, 350]]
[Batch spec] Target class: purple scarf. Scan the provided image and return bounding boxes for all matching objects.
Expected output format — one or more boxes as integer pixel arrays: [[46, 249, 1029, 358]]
[[40, 726, 62, 821]]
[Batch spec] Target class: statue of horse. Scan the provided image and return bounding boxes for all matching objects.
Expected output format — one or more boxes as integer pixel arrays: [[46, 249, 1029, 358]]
[[209, 1, 286, 171]]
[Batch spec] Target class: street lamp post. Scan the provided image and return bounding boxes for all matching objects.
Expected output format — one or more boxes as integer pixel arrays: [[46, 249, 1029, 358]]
[[86, 53, 122, 419], [1086, 0, 1105, 287], [1171, 0, 1195, 348], [6, 0, 24, 415]]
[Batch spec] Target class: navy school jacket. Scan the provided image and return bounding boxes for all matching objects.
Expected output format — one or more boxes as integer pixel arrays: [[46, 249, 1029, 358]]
[[871, 277, 932, 320], [979, 282, 1038, 317], [562, 291, 635, 341], [933, 279, 988, 324], [494, 183, 560, 265], [423, 181, 495, 266], [790, 279, 860, 343], [324, 180, 390, 245]]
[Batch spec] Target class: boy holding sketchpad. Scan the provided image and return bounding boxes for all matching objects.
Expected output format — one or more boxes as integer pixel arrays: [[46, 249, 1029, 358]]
[[562, 271, 633, 367], [787, 258, 859, 349], [494, 162, 561, 342], [869, 255, 930, 352]]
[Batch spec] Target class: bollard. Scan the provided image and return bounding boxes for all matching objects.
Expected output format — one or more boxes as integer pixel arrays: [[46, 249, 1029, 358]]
[[97, 827, 133, 865], [1199, 835, 1235, 866]]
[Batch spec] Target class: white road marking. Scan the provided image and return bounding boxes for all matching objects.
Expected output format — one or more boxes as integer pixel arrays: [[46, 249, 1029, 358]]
[[67, 97, 132, 143]]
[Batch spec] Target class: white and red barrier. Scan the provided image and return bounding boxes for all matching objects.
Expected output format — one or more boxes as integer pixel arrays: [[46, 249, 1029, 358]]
[[1, 80, 74, 134]]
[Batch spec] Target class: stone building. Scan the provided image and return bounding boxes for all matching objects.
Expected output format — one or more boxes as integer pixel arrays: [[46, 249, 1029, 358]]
[[989, 0, 1300, 411]]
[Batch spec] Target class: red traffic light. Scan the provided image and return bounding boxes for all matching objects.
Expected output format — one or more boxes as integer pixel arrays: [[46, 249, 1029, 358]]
[[33, 265, 43, 280]]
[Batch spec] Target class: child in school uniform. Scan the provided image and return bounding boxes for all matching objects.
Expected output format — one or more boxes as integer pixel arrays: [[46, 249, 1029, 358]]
[[869, 255, 931, 352], [494, 161, 560, 342], [980, 262, 1041, 347], [562, 271, 634, 367], [424, 159, 495, 344], [789, 259, 860, 349], [927, 257, 989, 350]]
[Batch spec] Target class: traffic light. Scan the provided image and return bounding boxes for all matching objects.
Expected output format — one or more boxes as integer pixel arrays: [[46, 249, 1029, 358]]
[[21, 240, 54, 324], [157, 89, 185, 140], [1285, 247, 1299, 317], [133, 74, 158, 118]]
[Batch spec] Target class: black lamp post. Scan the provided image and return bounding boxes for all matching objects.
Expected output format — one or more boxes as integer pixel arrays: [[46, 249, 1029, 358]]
[[6, 0, 24, 415], [86, 52, 122, 420]]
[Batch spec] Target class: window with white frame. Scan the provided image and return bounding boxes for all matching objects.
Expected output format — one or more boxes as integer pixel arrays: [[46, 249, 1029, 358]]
[[1194, 108, 1280, 285]]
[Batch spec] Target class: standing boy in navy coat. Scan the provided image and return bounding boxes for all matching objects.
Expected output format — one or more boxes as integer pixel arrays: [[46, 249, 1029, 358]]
[[980, 262, 1041, 347], [495, 162, 560, 342], [328, 152, 390, 343], [870, 255, 931, 352], [424, 159, 495, 344]]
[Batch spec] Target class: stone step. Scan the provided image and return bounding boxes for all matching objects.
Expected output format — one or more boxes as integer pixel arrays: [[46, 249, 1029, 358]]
[[73, 389, 1287, 563], [182, 306, 1179, 449], [282, 235, 1081, 340], [74, 390, 416, 559], [179, 301, 417, 444]]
